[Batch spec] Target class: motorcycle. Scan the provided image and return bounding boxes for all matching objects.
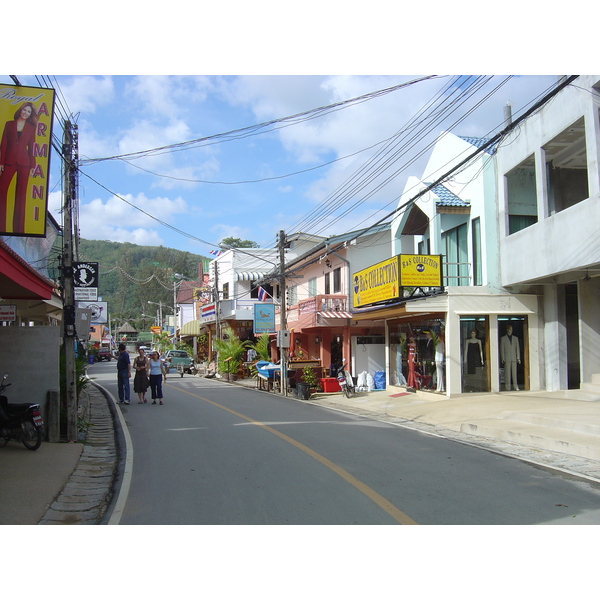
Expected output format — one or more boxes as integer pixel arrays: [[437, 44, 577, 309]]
[[0, 373, 44, 451], [336, 361, 355, 399]]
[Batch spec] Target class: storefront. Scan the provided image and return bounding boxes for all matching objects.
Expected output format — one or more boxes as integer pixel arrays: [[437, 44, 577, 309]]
[[353, 289, 539, 396]]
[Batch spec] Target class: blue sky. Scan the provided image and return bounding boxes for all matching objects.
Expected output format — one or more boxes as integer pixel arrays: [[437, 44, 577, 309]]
[[25, 74, 555, 256], [3, 7, 584, 257]]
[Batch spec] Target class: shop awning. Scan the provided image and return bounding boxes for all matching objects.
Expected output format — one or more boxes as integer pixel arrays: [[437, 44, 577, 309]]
[[0, 240, 55, 300], [180, 319, 205, 336], [235, 271, 269, 281], [319, 311, 352, 319]]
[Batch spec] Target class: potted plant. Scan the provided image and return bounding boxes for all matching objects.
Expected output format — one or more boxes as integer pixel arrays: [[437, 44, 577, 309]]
[[297, 365, 320, 400]]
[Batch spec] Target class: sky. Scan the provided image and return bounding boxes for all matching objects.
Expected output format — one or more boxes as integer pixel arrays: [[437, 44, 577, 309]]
[[4, 3, 589, 259], [15, 73, 557, 256]]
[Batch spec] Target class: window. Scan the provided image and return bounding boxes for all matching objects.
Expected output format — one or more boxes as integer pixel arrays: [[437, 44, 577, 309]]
[[222, 282, 229, 300], [308, 277, 317, 297], [251, 282, 272, 299], [472, 218, 482, 286], [506, 157, 538, 234], [442, 223, 468, 285], [324, 272, 330, 295], [333, 267, 341, 293], [545, 117, 588, 215]]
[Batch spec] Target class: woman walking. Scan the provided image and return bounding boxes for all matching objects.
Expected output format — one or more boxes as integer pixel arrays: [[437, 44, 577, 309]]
[[133, 347, 150, 403], [148, 351, 167, 405]]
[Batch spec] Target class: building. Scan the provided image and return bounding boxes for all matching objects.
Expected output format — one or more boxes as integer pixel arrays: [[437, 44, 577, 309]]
[[497, 74, 600, 393]]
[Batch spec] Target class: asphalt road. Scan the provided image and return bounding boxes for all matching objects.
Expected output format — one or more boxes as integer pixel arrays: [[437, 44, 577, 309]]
[[91, 363, 600, 525]]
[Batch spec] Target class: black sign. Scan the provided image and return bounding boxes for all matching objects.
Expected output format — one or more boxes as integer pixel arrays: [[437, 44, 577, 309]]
[[73, 262, 99, 288]]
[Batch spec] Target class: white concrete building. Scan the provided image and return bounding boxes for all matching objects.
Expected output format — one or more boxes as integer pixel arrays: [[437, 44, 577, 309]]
[[497, 74, 600, 393], [354, 76, 600, 398]]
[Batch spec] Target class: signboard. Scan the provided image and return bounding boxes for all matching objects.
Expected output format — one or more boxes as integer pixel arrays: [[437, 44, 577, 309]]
[[0, 84, 55, 237], [353, 256, 400, 308], [73, 262, 99, 301], [150, 326, 161, 334], [0, 304, 17, 322], [399, 254, 443, 287], [201, 303, 216, 324], [254, 303, 275, 334], [76, 301, 107, 324]]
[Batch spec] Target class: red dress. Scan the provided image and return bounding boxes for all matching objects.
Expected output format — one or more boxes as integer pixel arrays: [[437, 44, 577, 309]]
[[407, 342, 418, 389]]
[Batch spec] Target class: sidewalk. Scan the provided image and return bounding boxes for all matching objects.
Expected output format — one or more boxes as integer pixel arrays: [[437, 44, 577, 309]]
[[0, 382, 118, 525]]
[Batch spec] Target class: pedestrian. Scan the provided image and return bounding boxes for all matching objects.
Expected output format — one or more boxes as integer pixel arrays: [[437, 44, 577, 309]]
[[148, 351, 167, 405], [116, 343, 131, 404], [133, 347, 150, 403]]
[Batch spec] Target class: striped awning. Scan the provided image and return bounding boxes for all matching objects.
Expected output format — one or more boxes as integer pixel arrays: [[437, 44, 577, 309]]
[[179, 319, 205, 336], [319, 311, 352, 319], [236, 271, 269, 281]]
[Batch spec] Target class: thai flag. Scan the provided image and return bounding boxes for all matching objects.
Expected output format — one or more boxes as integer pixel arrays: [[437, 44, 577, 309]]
[[257, 286, 268, 301], [209, 249, 222, 256]]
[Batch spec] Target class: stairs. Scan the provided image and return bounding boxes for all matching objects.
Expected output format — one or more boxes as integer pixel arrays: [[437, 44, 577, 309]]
[[459, 376, 600, 461], [460, 415, 600, 461]]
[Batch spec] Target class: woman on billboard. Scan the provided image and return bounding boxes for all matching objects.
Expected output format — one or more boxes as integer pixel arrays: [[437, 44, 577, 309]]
[[0, 102, 38, 234]]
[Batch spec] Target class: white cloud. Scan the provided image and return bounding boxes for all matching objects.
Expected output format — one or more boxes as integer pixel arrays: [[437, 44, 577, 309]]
[[54, 76, 115, 114], [77, 192, 188, 243]]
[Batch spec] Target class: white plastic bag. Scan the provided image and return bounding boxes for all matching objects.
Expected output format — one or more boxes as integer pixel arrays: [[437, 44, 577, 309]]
[[366, 372, 375, 392]]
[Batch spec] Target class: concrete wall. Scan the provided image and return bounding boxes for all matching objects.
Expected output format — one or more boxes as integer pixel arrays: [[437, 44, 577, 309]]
[[0, 326, 61, 420]]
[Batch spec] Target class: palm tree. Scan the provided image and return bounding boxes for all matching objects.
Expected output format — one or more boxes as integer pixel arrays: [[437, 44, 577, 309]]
[[213, 326, 250, 379]]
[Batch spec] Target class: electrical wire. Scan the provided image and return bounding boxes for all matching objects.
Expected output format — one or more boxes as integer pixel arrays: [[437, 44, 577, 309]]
[[79, 76, 441, 165]]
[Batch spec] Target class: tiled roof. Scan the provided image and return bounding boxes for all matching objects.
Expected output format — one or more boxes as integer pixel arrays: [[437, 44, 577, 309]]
[[458, 136, 496, 155], [425, 183, 470, 207]]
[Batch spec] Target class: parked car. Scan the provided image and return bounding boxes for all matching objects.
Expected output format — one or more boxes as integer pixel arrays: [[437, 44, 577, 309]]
[[97, 346, 112, 361], [163, 350, 195, 376]]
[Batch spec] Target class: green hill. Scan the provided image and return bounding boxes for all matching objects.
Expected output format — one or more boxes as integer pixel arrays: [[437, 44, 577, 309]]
[[77, 239, 209, 326]]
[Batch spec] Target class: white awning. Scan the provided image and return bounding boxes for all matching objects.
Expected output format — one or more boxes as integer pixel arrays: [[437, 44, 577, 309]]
[[235, 271, 269, 281], [319, 311, 352, 319], [180, 320, 205, 336]]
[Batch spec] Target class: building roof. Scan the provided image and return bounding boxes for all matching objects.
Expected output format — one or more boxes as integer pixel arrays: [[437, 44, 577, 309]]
[[458, 136, 496, 155], [425, 183, 470, 208]]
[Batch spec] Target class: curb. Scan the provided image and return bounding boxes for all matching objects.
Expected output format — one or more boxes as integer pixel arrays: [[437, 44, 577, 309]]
[[38, 381, 122, 525]]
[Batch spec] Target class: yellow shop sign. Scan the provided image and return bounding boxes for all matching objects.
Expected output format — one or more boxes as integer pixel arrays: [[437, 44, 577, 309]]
[[399, 254, 442, 287], [353, 256, 400, 308]]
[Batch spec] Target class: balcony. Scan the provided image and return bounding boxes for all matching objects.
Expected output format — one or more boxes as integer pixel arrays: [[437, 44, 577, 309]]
[[287, 295, 351, 330]]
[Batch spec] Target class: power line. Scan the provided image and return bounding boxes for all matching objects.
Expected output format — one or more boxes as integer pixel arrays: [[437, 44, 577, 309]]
[[79, 76, 442, 165]]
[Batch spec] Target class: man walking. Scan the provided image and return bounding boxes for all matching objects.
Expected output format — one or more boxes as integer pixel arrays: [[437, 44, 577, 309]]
[[117, 343, 131, 404], [500, 325, 521, 391]]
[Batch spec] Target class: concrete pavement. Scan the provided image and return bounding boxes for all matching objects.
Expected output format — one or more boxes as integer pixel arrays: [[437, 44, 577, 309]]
[[2, 373, 600, 525]]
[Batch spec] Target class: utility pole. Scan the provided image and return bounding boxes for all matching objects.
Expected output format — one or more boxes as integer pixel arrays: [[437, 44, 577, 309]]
[[62, 120, 78, 442], [278, 230, 287, 396]]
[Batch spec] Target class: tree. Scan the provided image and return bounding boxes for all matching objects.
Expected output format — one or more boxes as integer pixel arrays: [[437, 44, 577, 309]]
[[220, 237, 259, 248]]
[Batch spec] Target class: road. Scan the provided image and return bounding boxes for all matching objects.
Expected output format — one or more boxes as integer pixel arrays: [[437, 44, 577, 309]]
[[90, 363, 600, 525]]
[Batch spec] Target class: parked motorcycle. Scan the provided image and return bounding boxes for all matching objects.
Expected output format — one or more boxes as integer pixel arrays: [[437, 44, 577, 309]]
[[336, 361, 355, 399], [0, 373, 44, 451]]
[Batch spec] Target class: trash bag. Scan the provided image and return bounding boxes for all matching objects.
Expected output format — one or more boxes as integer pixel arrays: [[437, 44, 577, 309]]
[[366, 372, 375, 392], [373, 371, 386, 390]]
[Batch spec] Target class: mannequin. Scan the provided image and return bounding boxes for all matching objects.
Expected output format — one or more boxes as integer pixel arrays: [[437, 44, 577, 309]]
[[406, 338, 418, 389], [435, 333, 445, 392], [500, 325, 521, 390], [463, 330, 483, 374]]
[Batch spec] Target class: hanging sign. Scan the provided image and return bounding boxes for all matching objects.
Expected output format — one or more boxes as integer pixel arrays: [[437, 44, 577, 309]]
[[73, 262, 99, 301]]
